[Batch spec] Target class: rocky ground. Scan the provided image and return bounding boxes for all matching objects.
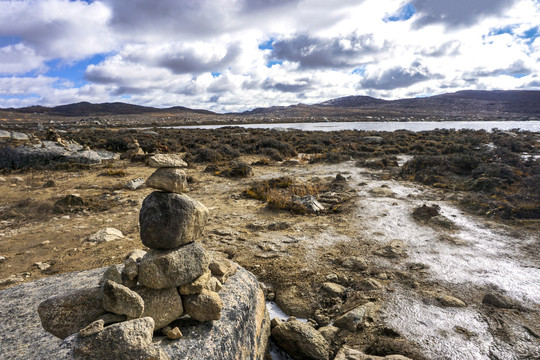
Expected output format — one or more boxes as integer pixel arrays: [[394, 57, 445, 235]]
[[1, 153, 539, 359]]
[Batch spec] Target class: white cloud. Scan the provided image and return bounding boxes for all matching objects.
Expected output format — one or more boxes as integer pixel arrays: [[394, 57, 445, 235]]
[[0, 0, 539, 111]]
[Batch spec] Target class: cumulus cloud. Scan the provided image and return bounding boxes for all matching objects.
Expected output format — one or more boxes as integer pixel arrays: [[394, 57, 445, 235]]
[[0, 0, 539, 111], [270, 33, 381, 69], [359, 63, 439, 90], [0, 44, 46, 74], [411, 0, 520, 28]]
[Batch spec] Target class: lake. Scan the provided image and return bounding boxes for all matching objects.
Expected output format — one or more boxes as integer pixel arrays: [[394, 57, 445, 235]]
[[169, 120, 540, 132]]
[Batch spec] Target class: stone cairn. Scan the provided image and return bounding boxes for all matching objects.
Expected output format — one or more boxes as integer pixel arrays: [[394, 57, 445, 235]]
[[38, 154, 237, 360]]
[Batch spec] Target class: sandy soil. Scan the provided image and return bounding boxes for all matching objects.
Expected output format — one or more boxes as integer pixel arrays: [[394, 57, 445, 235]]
[[1, 156, 538, 359]]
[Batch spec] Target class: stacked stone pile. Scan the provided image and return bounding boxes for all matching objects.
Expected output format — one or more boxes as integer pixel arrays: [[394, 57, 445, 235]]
[[38, 154, 238, 359]]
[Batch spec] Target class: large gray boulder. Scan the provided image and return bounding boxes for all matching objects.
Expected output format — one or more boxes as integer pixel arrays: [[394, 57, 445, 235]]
[[138, 242, 210, 289], [70, 317, 169, 360], [38, 286, 106, 339], [0, 266, 269, 360], [271, 319, 329, 360], [134, 286, 184, 330], [139, 191, 209, 250], [145, 168, 188, 193]]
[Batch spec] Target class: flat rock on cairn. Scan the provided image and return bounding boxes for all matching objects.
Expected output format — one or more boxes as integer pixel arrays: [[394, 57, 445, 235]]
[[148, 154, 188, 168], [26, 156, 270, 359]]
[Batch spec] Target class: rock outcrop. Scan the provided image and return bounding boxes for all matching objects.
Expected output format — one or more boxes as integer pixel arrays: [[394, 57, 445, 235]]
[[0, 266, 269, 359], [28, 158, 270, 359]]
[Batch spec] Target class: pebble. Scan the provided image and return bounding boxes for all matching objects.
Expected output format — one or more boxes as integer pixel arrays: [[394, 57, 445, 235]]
[[33, 262, 51, 271], [0, 256, 6, 263], [61, 215, 70, 220]]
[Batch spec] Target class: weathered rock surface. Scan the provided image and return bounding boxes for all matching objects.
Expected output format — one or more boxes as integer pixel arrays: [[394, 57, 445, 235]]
[[334, 346, 412, 360], [87, 228, 124, 243], [102, 280, 144, 318], [148, 154, 188, 168], [138, 242, 210, 289], [139, 192, 209, 249], [38, 286, 106, 339], [334, 302, 379, 332], [437, 294, 466, 307], [70, 317, 169, 360], [321, 282, 346, 298], [0, 266, 269, 360], [134, 286, 184, 330], [271, 319, 329, 360], [145, 168, 188, 193], [275, 285, 317, 318], [183, 289, 223, 321], [0, 141, 118, 169]]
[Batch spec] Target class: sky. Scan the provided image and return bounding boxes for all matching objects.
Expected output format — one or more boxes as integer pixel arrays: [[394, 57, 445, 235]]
[[0, 0, 539, 113]]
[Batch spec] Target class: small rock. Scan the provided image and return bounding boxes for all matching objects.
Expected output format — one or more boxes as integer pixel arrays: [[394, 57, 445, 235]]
[[318, 325, 340, 344], [33, 262, 50, 271], [99, 265, 123, 286], [148, 154, 188, 168], [438, 294, 466, 307], [38, 287, 106, 339], [87, 228, 124, 243], [325, 273, 339, 282], [271, 318, 283, 329], [341, 256, 368, 271], [412, 204, 440, 220], [208, 256, 238, 283], [271, 319, 329, 360], [0, 276, 23, 287], [204, 277, 223, 293], [179, 269, 212, 295], [138, 242, 210, 289], [43, 180, 57, 188], [358, 278, 383, 291], [292, 195, 325, 214], [134, 286, 184, 330], [124, 177, 146, 190], [321, 282, 346, 298], [370, 187, 395, 197], [102, 280, 144, 318], [0, 256, 6, 263], [275, 285, 317, 319], [145, 168, 188, 193], [334, 302, 379, 332], [374, 240, 406, 259], [334, 346, 412, 360], [53, 194, 86, 213], [122, 250, 145, 284], [184, 289, 223, 321], [139, 192, 209, 250], [482, 293, 515, 309], [164, 326, 183, 340], [40, 240, 51, 245]]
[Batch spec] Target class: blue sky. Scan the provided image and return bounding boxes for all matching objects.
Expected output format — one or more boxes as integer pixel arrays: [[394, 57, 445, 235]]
[[0, 0, 539, 112]]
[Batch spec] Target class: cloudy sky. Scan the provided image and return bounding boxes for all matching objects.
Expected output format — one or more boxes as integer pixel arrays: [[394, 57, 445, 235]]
[[0, 0, 539, 112]]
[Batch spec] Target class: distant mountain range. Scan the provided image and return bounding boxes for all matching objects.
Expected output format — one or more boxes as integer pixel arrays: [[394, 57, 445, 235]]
[[2, 90, 540, 120], [4, 102, 215, 117], [241, 90, 540, 119]]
